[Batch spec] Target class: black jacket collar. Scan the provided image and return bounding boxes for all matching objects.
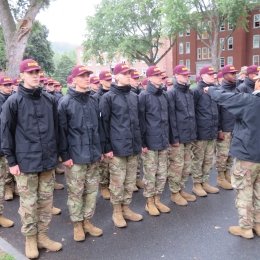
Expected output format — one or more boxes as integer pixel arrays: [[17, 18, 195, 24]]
[[18, 84, 42, 99], [147, 83, 163, 95], [110, 83, 131, 94]]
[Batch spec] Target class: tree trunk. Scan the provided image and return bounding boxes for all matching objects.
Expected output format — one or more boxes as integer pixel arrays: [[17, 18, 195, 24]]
[[210, 26, 220, 71]]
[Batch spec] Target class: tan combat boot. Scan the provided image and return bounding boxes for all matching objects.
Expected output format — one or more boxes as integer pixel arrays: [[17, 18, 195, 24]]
[[73, 221, 85, 241], [202, 182, 219, 194], [52, 207, 61, 215], [171, 192, 188, 206], [54, 182, 64, 190], [154, 195, 171, 213], [217, 172, 233, 190], [112, 204, 127, 227], [225, 171, 231, 183], [38, 233, 62, 251], [228, 226, 254, 239], [4, 184, 14, 201], [100, 186, 110, 200], [122, 205, 143, 221], [180, 190, 196, 202], [0, 215, 14, 227], [145, 197, 160, 216], [136, 178, 144, 189], [253, 223, 260, 236], [192, 183, 207, 197], [25, 235, 39, 259], [83, 219, 103, 236]]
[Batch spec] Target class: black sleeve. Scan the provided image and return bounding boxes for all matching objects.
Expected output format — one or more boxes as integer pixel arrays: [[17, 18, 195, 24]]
[[138, 92, 147, 148]]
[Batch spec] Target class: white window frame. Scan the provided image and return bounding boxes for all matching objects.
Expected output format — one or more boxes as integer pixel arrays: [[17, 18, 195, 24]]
[[228, 22, 233, 30], [208, 48, 212, 59], [254, 14, 260, 28], [253, 55, 259, 66], [179, 60, 184, 65], [220, 23, 225, 31], [227, 56, 233, 65], [202, 47, 208, 60], [220, 57, 225, 68], [186, 59, 190, 70], [186, 42, 190, 54], [179, 32, 184, 37], [253, 35, 260, 49], [220, 38, 225, 51], [179, 42, 184, 54], [227, 37, 233, 50], [186, 28, 190, 36], [197, 48, 201, 60]]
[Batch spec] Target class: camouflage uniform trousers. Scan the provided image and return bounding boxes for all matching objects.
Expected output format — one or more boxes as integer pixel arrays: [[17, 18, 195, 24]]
[[191, 140, 216, 183], [0, 157, 7, 214], [15, 170, 55, 236], [65, 163, 99, 222], [232, 159, 260, 229], [216, 132, 234, 174], [136, 154, 143, 181], [142, 149, 168, 198], [168, 143, 192, 193], [99, 157, 110, 187], [109, 155, 138, 205]]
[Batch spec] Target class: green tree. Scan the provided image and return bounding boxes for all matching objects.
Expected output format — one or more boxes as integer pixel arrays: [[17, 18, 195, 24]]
[[84, 0, 176, 66], [0, 0, 53, 77], [163, 0, 256, 69], [23, 21, 55, 75], [52, 54, 75, 86]]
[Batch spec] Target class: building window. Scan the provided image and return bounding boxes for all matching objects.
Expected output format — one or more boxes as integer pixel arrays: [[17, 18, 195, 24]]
[[227, 56, 233, 65], [186, 59, 190, 70], [220, 23, 225, 31], [253, 35, 260, 49], [254, 14, 260, 28], [202, 47, 208, 60], [228, 22, 233, 30], [186, 42, 190, 54], [197, 48, 201, 60], [179, 42, 184, 54], [201, 31, 209, 39], [253, 55, 259, 66], [208, 48, 212, 59], [179, 32, 184, 37], [179, 60, 184, 65], [186, 28, 190, 36], [227, 37, 233, 50], [220, 38, 225, 50], [220, 57, 225, 68]]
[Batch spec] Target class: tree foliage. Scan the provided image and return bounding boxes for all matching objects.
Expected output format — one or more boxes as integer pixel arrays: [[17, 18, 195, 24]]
[[84, 0, 177, 66], [23, 21, 55, 75]]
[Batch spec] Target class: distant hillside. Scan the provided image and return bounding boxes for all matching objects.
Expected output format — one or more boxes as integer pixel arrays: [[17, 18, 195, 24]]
[[51, 42, 78, 53]]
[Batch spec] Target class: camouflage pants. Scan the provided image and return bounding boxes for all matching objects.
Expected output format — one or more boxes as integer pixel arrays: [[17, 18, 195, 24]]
[[65, 163, 99, 222], [109, 155, 138, 205], [191, 140, 215, 183], [99, 157, 110, 187], [232, 160, 260, 229], [142, 149, 168, 198], [136, 154, 143, 179], [0, 157, 7, 214], [15, 170, 55, 236], [216, 132, 234, 174], [168, 143, 192, 193]]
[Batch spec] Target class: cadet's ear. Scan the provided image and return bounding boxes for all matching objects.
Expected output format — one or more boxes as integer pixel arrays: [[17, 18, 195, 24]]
[[19, 73, 24, 81]]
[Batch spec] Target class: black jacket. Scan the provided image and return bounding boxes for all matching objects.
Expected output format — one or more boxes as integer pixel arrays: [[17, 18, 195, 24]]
[[167, 83, 196, 144], [209, 87, 260, 163], [139, 83, 169, 150], [236, 77, 255, 93], [192, 81, 219, 140], [93, 87, 110, 103], [1, 85, 58, 173], [0, 92, 11, 156], [54, 92, 63, 103], [131, 86, 142, 95], [99, 83, 142, 156], [58, 88, 101, 164], [218, 81, 237, 132]]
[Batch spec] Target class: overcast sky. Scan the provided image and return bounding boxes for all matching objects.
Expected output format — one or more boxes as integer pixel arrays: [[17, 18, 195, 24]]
[[37, 0, 101, 45]]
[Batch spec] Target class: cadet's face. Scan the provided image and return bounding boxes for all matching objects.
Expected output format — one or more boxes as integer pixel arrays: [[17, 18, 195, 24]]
[[201, 73, 215, 84], [20, 70, 40, 89], [248, 73, 259, 82], [218, 77, 224, 85], [116, 71, 131, 86], [224, 72, 237, 83], [74, 73, 91, 92], [100, 79, 112, 90], [175, 74, 189, 85], [130, 78, 140, 88], [149, 74, 163, 87], [54, 85, 61, 92], [0, 84, 13, 94], [46, 83, 54, 92], [91, 83, 99, 92], [255, 78, 260, 90]]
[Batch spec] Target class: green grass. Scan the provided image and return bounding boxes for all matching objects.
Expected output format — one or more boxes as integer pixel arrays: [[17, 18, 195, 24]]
[[0, 252, 15, 260]]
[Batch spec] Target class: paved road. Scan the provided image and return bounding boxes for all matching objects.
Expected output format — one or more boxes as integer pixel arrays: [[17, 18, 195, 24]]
[[0, 170, 259, 260]]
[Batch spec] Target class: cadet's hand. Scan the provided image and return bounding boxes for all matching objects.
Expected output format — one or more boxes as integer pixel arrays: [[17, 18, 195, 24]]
[[204, 87, 209, 93], [105, 151, 113, 159], [9, 165, 21, 176], [218, 132, 225, 141], [100, 154, 104, 161], [171, 143, 180, 147], [142, 147, 148, 153], [63, 159, 74, 168]]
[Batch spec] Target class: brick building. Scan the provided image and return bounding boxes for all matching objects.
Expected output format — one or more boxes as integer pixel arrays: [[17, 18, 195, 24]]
[[171, 7, 260, 75]]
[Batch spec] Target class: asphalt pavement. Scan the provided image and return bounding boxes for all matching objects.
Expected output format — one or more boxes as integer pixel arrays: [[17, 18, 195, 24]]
[[0, 170, 259, 260]]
